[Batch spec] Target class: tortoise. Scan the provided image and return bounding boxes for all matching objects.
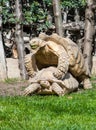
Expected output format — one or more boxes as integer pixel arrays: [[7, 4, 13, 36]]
[[23, 67, 79, 96], [25, 33, 92, 89]]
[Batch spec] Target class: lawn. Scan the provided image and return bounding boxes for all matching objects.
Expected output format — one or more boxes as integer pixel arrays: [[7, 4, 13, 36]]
[[0, 83, 96, 130]]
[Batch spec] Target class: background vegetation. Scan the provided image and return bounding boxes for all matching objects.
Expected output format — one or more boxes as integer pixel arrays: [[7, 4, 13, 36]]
[[1, 0, 86, 34], [2, 0, 86, 23]]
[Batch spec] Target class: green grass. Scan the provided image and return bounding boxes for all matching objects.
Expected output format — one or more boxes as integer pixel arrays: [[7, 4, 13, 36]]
[[0, 84, 96, 130]]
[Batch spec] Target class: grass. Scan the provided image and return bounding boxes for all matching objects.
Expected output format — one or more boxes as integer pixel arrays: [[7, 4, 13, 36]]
[[4, 78, 26, 84], [0, 84, 96, 130]]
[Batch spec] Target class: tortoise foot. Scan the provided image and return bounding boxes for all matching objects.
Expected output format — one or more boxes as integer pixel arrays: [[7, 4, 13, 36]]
[[83, 78, 92, 90]]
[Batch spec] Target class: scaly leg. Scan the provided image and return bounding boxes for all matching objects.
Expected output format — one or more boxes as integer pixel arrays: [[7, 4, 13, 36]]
[[83, 78, 92, 89], [23, 83, 41, 96], [51, 82, 65, 96]]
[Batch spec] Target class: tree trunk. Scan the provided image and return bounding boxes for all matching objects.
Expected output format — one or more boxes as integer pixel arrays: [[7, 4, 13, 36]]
[[15, 0, 27, 79], [0, 6, 7, 80], [83, 0, 95, 76], [62, 7, 68, 24], [74, 8, 80, 23], [52, 0, 64, 36]]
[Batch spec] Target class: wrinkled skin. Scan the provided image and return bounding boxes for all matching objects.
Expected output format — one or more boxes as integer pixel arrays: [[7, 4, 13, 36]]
[[23, 67, 79, 96]]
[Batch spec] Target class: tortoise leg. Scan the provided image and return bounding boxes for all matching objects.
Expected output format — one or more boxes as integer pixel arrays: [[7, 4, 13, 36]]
[[53, 51, 69, 80], [51, 82, 65, 96], [24, 53, 38, 78], [83, 78, 92, 89], [23, 83, 41, 96]]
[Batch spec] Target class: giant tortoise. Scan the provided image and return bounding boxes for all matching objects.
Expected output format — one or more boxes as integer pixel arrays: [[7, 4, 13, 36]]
[[25, 33, 92, 90]]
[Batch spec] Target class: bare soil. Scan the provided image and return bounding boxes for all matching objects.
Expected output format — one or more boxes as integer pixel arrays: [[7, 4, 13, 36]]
[[0, 58, 29, 96], [0, 81, 29, 96]]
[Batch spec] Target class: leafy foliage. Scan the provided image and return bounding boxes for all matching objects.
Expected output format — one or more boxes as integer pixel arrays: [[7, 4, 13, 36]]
[[61, 0, 86, 8], [1, 0, 86, 35], [1, 0, 86, 24], [23, 1, 47, 24]]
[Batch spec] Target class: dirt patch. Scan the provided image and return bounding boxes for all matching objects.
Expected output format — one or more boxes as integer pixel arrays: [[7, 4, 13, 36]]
[[0, 79, 95, 96], [0, 81, 29, 96]]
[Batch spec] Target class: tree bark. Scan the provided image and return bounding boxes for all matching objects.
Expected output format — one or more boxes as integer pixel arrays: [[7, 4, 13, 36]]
[[62, 7, 68, 24], [74, 8, 80, 23], [52, 0, 64, 36], [15, 0, 27, 79], [0, 6, 7, 80], [83, 0, 95, 76]]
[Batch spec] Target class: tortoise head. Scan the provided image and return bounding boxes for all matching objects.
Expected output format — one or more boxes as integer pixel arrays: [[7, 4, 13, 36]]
[[29, 38, 46, 51]]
